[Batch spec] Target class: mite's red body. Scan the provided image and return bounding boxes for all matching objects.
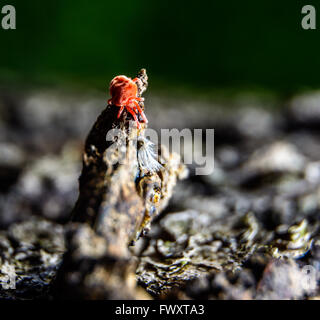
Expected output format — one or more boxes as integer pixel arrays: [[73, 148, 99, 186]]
[[108, 75, 148, 128]]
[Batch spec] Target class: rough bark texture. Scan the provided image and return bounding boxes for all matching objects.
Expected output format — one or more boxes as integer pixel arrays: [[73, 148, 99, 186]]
[[52, 69, 187, 299]]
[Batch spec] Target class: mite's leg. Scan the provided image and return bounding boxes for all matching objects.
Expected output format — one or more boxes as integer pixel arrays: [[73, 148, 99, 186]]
[[128, 98, 140, 114], [133, 100, 148, 123], [126, 107, 141, 128], [131, 103, 138, 114], [117, 106, 124, 118]]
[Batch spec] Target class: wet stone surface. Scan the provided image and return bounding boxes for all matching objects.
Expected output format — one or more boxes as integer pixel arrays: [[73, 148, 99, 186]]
[[0, 87, 320, 299], [0, 219, 65, 299]]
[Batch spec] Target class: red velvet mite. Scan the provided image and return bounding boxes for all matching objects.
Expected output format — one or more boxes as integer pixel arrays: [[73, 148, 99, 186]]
[[108, 75, 148, 128]]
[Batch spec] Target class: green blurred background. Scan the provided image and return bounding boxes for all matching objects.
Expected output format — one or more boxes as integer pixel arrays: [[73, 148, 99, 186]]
[[0, 0, 319, 93]]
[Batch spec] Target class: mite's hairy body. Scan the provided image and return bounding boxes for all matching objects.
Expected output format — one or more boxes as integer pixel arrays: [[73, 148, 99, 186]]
[[108, 75, 148, 128]]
